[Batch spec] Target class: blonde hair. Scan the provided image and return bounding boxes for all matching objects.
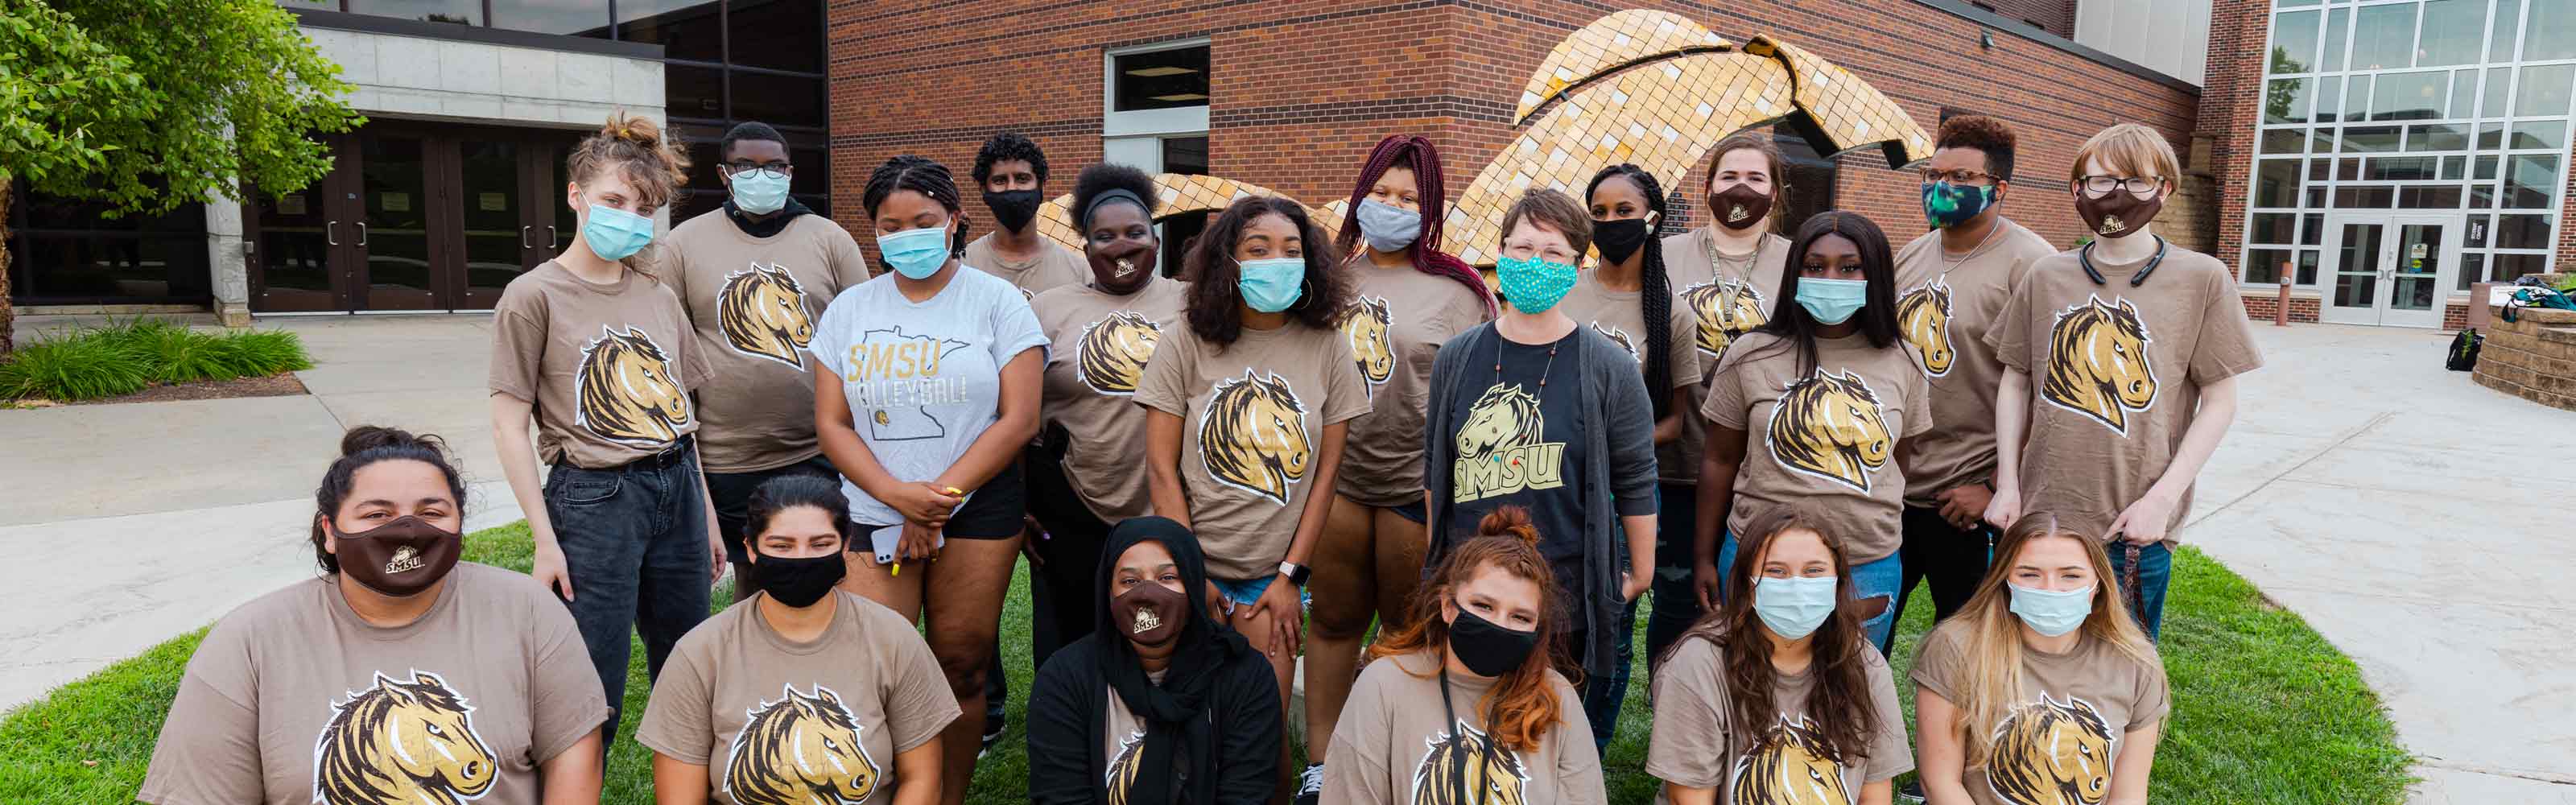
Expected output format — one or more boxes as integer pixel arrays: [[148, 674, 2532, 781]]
[[2066, 123, 2181, 185], [1933, 512, 2157, 770], [568, 113, 690, 272]]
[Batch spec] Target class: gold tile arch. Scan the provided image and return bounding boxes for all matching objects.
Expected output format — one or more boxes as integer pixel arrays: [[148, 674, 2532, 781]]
[[1034, 173, 1340, 254], [1744, 35, 1935, 170], [1513, 10, 1732, 124]]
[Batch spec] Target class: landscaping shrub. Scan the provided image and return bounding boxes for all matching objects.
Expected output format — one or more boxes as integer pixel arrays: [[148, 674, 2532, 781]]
[[0, 320, 312, 402]]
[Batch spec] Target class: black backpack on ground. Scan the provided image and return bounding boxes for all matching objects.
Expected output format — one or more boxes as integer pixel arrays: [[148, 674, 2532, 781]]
[[2446, 328, 2482, 372]]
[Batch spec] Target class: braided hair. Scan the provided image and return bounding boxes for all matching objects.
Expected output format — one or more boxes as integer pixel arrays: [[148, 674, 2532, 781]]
[[1335, 135, 1496, 315], [861, 155, 972, 262], [1586, 163, 1676, 419]]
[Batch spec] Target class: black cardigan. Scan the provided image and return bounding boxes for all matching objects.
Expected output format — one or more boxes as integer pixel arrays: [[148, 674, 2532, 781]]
[[1025, 634, 1283, 804]]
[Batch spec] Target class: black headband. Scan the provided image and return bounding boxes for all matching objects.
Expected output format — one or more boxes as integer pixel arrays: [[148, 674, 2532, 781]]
[[1080, 188, 1151, 229]]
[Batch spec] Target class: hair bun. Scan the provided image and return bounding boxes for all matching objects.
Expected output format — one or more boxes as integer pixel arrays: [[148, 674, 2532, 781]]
[[605, 114, 663, 148], [1474, 505, 1542, 546], [340, 425, 444, 458]]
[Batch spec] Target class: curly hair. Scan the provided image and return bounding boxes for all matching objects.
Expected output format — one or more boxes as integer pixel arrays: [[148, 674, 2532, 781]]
[[972, 131, 1050, 187], [568, 113, 690, 274], [1071, 162, 1158, 232], [1937, 114, 2019, 183], [1586, 164, 1677, 419], [1182, 196, 1348, 345], [1335, 134, 1496, 315], [1370, 505, 1571, 753], [862, 155, 971, 260]]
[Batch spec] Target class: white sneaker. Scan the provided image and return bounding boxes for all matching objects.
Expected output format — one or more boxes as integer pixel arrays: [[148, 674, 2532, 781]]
[[1294, 762, 1326, 805]]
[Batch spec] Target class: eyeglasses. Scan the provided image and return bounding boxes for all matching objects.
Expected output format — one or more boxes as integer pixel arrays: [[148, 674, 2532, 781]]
[[2078, 175, 2168, 197], [721, 163, 792, 180], [1918, 167, 1998, 187]]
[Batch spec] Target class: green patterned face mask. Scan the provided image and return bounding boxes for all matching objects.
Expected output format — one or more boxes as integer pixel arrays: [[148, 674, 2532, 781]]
[[1922, 181, 1996, 229], [1496, 255, 1578, 314]]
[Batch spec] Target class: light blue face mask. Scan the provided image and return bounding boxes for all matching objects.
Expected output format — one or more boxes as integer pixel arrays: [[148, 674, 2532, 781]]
[[1496, 255, 1579, 314], [729, 168, 791, 215], [1237, 257, 1307, 312], [582, 204, 656, 262], [876, 225, 953, 280], [2008, 583, 2095, 637], [1794, 277, 1869, 324], [1752, 575, 1839, 640], [1356, 199, 1422, 253]]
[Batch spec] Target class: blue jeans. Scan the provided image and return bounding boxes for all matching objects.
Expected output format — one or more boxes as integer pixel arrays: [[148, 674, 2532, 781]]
[[1645, 482, 1703, 673], [1563, 599, 1637, 757], [2106, 541, 2173, 642], [545, 441, 712, 745], [1717, 531, 1904, 655], [1211, 575, 1310, 611]]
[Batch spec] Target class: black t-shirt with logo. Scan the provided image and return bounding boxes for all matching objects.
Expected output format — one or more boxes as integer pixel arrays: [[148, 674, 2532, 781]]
[[1441, 328, 1591, 601]]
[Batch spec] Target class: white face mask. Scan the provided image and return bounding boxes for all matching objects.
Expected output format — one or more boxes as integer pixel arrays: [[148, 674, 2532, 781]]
[[2008, 583, 2095, 637]]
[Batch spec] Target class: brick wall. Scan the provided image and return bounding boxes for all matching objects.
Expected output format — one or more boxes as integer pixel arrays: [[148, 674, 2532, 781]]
[[1971, 0, 2077, 38], [827, 0, 2197, 258], [2238, 291, 2320, 324], [2201, 0, 2266, 287]]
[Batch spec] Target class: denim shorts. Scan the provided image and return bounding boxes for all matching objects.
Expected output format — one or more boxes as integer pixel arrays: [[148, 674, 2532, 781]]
[[1210, 575, 1311, 612]]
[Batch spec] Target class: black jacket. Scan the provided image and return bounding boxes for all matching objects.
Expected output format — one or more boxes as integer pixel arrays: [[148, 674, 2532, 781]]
[[1025, 634, 1281, 804]]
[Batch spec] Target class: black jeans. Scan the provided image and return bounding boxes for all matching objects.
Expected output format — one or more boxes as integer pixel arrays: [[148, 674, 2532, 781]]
[[545, 439, 712, 745], [1644, 481, 1703, 677], [1893, 504, 1995, 625]]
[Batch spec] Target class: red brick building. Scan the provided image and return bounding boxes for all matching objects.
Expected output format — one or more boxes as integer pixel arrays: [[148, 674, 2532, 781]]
[[824, 0, 2204, 271]]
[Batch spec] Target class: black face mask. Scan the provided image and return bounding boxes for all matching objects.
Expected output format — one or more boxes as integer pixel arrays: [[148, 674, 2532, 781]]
[[1592, 217, 1653, 266], [750, 549, 847, 608], [1446, 605, 1539, 677], [983, 189, 1043, 234]]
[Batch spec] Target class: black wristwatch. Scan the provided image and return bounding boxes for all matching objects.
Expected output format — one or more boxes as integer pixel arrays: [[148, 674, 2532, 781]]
[[1278, 561, 1311, 588]]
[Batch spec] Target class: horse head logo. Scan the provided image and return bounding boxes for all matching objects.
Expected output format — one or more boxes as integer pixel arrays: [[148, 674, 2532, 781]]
[[1591, 321, 1639, 359], [1104, 730, 1146, 805], [1199, 369, 1311, 504], [2041, 295, 2157, 434], [724, 683, 879, 805], [1730, 715, 1853, 805], [576, 325, 691, 446], [1076, 310, 1163, 395], [1988, 693, 2116, 805], [718, 263, 815, 367], [1410, 722, 1530, 805], [1683, 281, 1769, 358], [1766, 369, 1893, 492], [1899, 280, 1955, 376], [312, 671, 496, 805], [1456, 384, 1545, 464], [1343, 295, 1395, 388]]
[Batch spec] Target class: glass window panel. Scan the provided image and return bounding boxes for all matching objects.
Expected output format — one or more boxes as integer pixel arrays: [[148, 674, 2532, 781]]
[[2261, 128, 2310, 154], [2504, 155, 2559, 208], [791, 147, 828, 196], [731, 73, 824, 129], [2266, 78, 2314, 124], [2323, 7, 2350, 72], [2418, 0, 2488, 66], [728, 0, 823, 73], [2315, 78, 2343, 123], [2256, 159, 2302, 208], [2336, 186, 2396, 207], [2478, 122, 2504, 149], [2276, 11, 2324, 73], [1113, 47, 1212, 112], [2251, 213, 2299, 244], [2400, 186, 2463, 208], [2459, 252, 2487, 290], [345, 0, 480, 24], [2350, 2, 2418, 69], [2269, 10, 2320, 73], [666, 64, 723, 119], [2309, 158, 2334, 181], [2344, 126, 2401, 152], [491, 1, 609, 35], [2303, 213, 2326, 246], [14, 234, 212, 302], [2529, 0, 2576, 60], [2274, 0, 2318, 7], [2467, 214, 2492, 247], [2494, 253, 2549, 280], [2367, 156, 2439, 180], [2510, 120, 2567, 151], [2373, 72, 2447, 121], [682, 138, 720, 194], [2344, 75, 2373, 121], [2408, 123, 2468, 151], [618, 0, 722, 63], [2471, 183, 2496, 208], [2309, 186, 2333, 208], [2483, 68, 2511, 119], [2491, 0, 2525, 63], [2298, 250, 2322, 285], [2496, 214, 2551, 248], [2450, 71, 2479, 118], [2516, 64, 2575, 118], [2443, 155, 2466, 180], [2247, 248, 2289, 284], [2341, 156, 2363, 179]]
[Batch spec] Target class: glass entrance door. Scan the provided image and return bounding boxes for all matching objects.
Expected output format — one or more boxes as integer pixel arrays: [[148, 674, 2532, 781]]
[[2323, 213, 2454, 327]]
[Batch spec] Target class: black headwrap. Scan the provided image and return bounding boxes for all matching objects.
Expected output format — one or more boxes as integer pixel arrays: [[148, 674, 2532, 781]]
[[1093, 516, 1251, 805], [1080, 188, 1151, 231]]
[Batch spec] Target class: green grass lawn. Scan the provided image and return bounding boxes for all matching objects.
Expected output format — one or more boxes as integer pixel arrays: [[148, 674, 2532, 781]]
[[1, 522, 2413, 803]]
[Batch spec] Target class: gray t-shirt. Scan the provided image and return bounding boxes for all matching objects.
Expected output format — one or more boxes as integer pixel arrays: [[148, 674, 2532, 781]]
[[810, 266, 1049, 526]]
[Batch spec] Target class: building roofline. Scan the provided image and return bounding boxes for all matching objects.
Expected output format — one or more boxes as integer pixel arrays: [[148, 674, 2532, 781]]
[[1908, 0, 2201, 94], [290, 8, 666, 60]]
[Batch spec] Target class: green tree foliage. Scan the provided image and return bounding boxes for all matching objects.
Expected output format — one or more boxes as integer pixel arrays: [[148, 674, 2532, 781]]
[[0, 0, 361, 352]]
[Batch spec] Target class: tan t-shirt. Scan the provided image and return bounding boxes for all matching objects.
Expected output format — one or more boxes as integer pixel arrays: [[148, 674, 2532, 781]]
[[1132, 321, 1372, 580], [963, 232, 1088, 301], [1646, 635, 1913, 803], [634, 589, 961, 805], [1319, 650, 1604, 805], [1701, 332, 1934, 562], [1558, 273, 1704, 483], [140, 564, 608, 805], [1335, 260, 1494, 506], [1032, 279, 1191, 522], [1988, 247, 2264, 543], [489, 261, 709, 469], [1665, 229, 1791, 485], [1910, 624, 2171, 805], [664, 212, 872, 473], [1893, 219, 2058, 505]]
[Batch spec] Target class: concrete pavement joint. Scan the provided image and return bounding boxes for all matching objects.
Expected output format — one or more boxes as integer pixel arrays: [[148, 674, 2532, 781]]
[[2412, 758, 2576, 786], [2182, 410, 2395, 532]]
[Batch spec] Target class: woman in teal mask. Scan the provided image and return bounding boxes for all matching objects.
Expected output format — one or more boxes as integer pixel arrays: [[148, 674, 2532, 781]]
[[1691, 211, 1930, 655], [811, 155, 1048, 805], [488, 114, 721, 744], [1137, 196, 1367, 762], [1420, 187, 1657, 754]]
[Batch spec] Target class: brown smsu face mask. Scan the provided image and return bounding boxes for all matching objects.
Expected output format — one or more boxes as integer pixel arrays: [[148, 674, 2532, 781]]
[[2076, 187, 2165, 239], [1090, 242, 1158, 292], [1110, 580, 1189, 647], [1709, 184, 1774, 231], [330, 515, 463, 597]]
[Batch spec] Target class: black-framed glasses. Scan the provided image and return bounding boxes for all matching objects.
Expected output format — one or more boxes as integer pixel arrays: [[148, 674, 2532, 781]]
[[721, 163, 792, 180], [2078, 175, 2168, 197], [1919, 167, 1998, 186]]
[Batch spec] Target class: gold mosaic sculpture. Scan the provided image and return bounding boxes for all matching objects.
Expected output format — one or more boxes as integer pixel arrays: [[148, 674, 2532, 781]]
[[1036, 10, 1932, 266]]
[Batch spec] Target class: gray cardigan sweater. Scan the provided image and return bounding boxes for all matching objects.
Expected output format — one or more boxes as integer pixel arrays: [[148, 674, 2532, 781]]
[[1422, 321, 1660, 682]]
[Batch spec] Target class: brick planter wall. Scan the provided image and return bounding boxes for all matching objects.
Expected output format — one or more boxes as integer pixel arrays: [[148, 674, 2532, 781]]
[[2474, 305, 2576, 411]]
